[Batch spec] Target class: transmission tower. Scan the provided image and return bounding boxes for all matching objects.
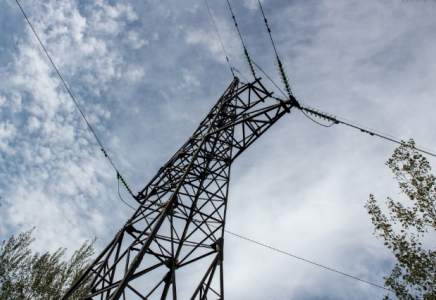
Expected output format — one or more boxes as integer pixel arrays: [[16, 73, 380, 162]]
[[63, 77, 299, 299]]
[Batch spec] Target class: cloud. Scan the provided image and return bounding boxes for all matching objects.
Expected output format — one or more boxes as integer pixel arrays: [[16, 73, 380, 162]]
[[1, 0, 435, 299], [0, 0, 145, 258]]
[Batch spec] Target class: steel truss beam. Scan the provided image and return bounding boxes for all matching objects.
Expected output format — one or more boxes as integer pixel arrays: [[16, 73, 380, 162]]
[[63, 77, 298, 300]]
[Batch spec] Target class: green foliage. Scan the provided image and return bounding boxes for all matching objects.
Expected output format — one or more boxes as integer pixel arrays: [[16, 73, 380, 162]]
[[365, 140, 436, 299], [0, 228, 94, 300]]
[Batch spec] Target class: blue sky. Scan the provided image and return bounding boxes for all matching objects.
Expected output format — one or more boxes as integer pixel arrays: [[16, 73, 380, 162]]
[[1, 0, 436, 299]]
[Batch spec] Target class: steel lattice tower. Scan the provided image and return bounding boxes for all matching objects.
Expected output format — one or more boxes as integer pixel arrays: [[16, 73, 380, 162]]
[[63, 77, 298, 299]]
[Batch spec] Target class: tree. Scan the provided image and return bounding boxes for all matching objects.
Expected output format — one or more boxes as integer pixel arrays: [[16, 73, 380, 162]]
[[365, 140, 436, 299], [0, 228, 95, 300]]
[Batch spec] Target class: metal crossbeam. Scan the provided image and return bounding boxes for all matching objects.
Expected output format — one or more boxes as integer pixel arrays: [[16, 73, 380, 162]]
[[63, 77, 298, 300]]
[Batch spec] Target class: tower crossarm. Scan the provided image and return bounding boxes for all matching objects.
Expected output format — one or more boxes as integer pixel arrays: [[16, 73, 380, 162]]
[[63, 77, 298, 300], [207, 96, 295, 161]]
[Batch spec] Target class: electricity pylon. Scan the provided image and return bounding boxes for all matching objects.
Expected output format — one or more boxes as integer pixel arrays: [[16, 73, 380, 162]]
[[63, 77, 299, 299]]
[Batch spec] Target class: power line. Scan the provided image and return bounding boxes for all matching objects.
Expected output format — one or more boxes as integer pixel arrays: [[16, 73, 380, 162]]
[[252, 58, 436, 157], [15, 0, 137, 204], [226, 0, 257, 79], [251, 59, 287, 99], [223, 227, 393, 293], [257, 0, 293, 99], [251, 57, 436, 158], [117, 175, 136, 210], [231, 67, 249, 83], [244, 58, 436, 158], [113, 195, 392, 293], [301, 105, 436, 158], [301, 109, 335, 128], [250, 60, 436, 157], [251, 53, 436, 159], [204, 0, 235, 78], [225, 0, 436, 159], [192, 220, 392, 293], [257, 0, 280, 64]]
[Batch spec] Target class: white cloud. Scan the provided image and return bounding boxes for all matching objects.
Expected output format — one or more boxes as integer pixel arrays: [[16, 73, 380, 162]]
[[125, 30, 148, 49], [185, 17, 241, 65], [1, 0, 435, 299], [125, 66, 145, 81], [0, 95, 6, 106], [243, 0, 261, 10], [0, 120, 16, 140]]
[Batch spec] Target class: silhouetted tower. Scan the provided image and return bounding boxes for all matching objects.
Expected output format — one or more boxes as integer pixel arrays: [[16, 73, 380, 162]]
[[63, 77, 299, 299]]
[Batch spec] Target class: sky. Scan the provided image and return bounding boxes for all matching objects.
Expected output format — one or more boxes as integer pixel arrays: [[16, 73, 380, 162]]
[[1, 0, 436, 299]]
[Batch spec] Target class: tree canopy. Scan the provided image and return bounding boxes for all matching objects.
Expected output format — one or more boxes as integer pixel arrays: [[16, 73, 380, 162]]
[[366, 140, 436, 299], [0, 228, 94, 300]]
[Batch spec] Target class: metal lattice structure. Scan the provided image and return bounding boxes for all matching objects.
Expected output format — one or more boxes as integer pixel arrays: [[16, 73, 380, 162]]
[[63, 77, 298, 299]]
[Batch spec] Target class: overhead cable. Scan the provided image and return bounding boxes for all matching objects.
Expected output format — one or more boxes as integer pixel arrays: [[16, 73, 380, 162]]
[[242, 60, 436, 158], [223, 228, 393, 293], [251, 59, 287, 99], [257, 0, 293, 99], [117, 175, 136, 210], [231, 67, 249, 83], [16, 0, 137, 203], [204, 0, 235, 78], [226, 0, 257, 79], [301, 105, 436, 158], [194, 220, 392, 293], [301, 109, 335, 128]]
